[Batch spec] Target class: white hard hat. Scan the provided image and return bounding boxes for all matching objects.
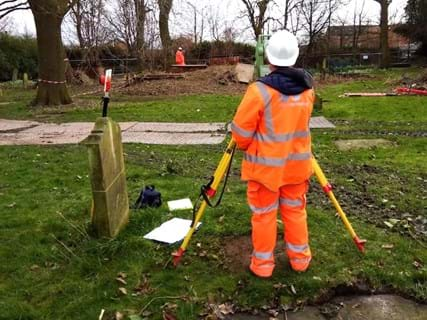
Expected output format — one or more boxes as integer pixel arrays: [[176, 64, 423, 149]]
[[178, 47, 183, 50], [265, 30, 299, 67]]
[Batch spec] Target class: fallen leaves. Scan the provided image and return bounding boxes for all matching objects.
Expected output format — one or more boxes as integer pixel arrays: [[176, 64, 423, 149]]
[[202, 302, 235, 320], [6, 202, 16, 208], [116, 277, 127, 285], [413, 259, 423, 270], [290, 285, 297, 295], [133, 274, 153, 296], [381, 244, 394, 250], [30, 264, 40, 271], [118, 287, 128, 296]]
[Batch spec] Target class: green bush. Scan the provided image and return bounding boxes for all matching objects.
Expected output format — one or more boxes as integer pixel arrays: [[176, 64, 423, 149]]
[[0, 33, 38, 81]]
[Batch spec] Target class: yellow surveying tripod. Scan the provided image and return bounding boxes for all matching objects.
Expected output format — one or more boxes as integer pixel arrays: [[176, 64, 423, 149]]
[[173, 139, 236, 266], [172, 139, 366, 266]]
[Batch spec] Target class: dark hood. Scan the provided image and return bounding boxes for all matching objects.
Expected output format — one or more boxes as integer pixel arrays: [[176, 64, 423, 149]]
[[258, 67, 313, 95]]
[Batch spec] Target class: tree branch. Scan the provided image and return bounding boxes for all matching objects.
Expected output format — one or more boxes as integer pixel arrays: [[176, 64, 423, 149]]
[[0, 2, 29, 19]]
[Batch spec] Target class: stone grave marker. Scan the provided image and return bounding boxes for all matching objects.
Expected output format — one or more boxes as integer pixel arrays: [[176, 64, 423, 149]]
[[23, 73, 28, 88], [81, 117, 129, 238], [12, 68, 18, 82]]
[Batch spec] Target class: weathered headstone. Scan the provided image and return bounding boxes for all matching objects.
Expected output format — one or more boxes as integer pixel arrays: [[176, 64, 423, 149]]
[[12, 68, 18, 82], [81, 117, 129, 238], [23, 73, 28, 88]]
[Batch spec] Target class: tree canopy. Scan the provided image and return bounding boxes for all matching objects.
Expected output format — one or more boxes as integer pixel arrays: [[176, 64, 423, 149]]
[[397, 0, 427, 55]]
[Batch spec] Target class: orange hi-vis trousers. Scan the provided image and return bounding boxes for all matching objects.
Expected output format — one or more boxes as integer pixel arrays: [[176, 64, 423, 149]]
[[247, 180, 311, 278]]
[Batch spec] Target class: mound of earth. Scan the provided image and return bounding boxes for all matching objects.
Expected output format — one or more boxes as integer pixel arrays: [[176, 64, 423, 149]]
[[119, 65, 248, 97]]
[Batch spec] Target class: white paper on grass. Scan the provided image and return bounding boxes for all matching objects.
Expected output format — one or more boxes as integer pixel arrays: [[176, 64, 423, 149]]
[[167, 198, 193, 211], [143, 217, 201, 244]]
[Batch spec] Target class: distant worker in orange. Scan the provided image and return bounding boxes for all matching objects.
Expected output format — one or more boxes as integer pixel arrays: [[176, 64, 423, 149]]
[[175, 47, 185, 65], [231, 30, 315, 278]]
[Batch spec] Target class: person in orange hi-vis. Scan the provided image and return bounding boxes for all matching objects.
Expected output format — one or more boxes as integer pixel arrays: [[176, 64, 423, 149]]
[[175, 47, 185, 65], [231, 30, 315, 278]]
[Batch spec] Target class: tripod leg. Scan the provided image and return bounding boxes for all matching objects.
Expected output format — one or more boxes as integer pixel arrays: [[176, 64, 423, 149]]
[[312, 157, 366, 253], [173, 139, 236, 266]]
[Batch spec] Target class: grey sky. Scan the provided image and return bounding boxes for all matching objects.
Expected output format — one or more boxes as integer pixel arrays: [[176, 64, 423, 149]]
[[10, 0, 408, 42]]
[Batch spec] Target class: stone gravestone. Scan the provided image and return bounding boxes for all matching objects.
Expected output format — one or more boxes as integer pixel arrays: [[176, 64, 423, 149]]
[[23, 73, 28, 88], [81, 117, 129, 238], [12, 68, 18, 82]]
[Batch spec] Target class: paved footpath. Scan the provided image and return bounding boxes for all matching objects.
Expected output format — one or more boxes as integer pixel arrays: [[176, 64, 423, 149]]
[[0, 117, 335, 146]]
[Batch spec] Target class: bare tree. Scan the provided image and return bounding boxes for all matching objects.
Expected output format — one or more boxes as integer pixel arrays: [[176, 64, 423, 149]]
[[28, 0, 77, 105], [240, 0, 273, 40], [0, 0, 29, 20], [108, 0, 137, 52], [374, 0, 392, 67], [298, 0, 341, 55], [69, 0, 108, 69], [107, 0, 152, 67], [0, 15, 13, 32], [267, 0, 302, 35], [157, 0, 172, 67], [283, 0, 301, 31], [1, 0, 76, 105], [157, 0, 172, 48], [207, 4, 221, 41], [352, 0, 368, 51]]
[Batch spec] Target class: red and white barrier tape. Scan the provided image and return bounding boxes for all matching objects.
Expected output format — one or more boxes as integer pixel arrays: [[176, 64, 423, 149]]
[[38, 79, 67, 85]]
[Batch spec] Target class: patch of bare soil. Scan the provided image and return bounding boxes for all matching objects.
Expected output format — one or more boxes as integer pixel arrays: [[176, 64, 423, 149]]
[[307, 164, 427, 241], [222, 235, 288, 273], [387, 68, 427, 89], [118, 66, 248, 97]]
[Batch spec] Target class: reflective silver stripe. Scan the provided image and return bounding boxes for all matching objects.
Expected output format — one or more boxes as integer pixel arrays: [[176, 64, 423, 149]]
[[256, 82, 275, 135], [231, 121, 254, 138], [245, 153, 284, 167], [256, 263, 275, 269], [288, 152, 312, 161], [293, 94, 301, 101], [249, 200, 279, 214], [244, 152, 312, 167], [280, 197, 302, 207], [290, 257, 311, 264], [286, 243, 309, 253], [253, 251, 273, 260], [254, 130, 310, 143]]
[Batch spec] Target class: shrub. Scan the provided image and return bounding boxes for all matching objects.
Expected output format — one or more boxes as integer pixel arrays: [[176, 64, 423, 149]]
[[0, 33, 38, 81]]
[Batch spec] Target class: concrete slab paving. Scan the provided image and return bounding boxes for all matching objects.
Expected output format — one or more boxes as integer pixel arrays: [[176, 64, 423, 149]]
[[0, 119, 39, 132], [0, 117, 335, 146], [309, 116, 335, 129], [128, 122, 226, 133], [122, 132, 225, 145]]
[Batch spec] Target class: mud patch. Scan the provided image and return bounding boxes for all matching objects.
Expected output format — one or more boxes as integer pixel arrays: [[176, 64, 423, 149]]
[[307, 163, 427, 240], [222, 235, 288, 273], [220, 295, 427, 320], [119, 66, 247, 97]]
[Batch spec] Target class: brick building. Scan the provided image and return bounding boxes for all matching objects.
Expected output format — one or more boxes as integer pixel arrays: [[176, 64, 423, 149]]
[[328, 25, 411, 51]]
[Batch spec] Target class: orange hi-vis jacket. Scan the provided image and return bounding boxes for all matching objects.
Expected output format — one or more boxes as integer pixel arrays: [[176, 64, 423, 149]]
[[232, 81, 315, 191], [175, 50, 185, 65]]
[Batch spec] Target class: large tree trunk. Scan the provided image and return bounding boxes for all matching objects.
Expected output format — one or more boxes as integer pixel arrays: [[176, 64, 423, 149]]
[[158, 0, 172, 69], [378, 0, 390, 68], [135, 0, 147, 69], [29, 0, 72, 106]]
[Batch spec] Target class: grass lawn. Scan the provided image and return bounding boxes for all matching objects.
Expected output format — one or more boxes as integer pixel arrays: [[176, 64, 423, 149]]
[[0, 69, 426, 319]]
